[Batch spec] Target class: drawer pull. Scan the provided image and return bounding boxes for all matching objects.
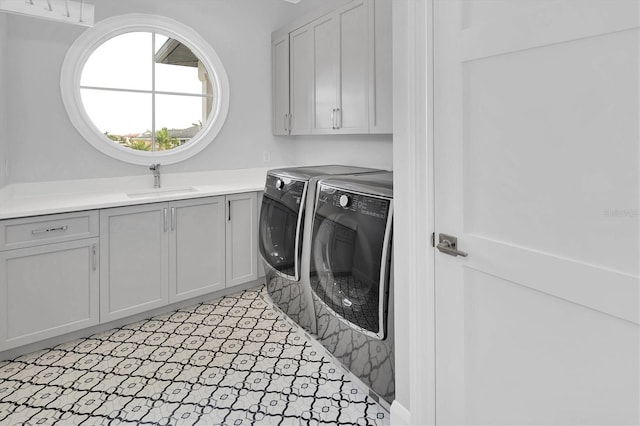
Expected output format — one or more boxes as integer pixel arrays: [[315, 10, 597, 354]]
[[31, 225, 69, 235]]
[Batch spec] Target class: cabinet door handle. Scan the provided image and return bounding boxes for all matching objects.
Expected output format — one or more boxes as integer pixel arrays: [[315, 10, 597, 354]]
[[32, 225, 68, 235], [171, 207, 176, 231], [336, 107, 342, 129], [283, 114, 288, 133], [228, 200, 231, 221], [288, 113, 292, 134], [331, 108, 336, 130], [91, 243, 97, 271], [163, 208, 168, 232]]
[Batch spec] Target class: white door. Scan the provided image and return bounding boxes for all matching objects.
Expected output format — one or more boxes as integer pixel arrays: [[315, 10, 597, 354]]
[[169, 197, 225, 303], [434, 1, 639, 425], [226, 192, 258, 288]]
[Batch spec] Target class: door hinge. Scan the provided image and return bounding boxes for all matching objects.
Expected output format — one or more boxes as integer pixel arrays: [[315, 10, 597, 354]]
[[431, 232, 435, 247]]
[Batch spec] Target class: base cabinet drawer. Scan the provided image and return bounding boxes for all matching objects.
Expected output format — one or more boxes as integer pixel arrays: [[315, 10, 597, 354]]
[[0, 238, 100, 351], [0, 211, 99, 251]]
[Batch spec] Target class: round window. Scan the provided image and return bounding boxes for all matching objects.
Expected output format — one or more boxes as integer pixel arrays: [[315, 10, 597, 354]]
[[61, 14, 230, 165]]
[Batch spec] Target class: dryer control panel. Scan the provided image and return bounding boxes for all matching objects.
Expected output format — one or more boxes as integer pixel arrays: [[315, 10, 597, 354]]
[[320, 187, 390, 220]]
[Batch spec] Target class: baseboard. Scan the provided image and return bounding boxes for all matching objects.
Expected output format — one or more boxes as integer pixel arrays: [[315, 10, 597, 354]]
[[390, 400, 411, 425]]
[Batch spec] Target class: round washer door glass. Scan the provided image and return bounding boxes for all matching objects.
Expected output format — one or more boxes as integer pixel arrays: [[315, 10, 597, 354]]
[[60, 14, 230, 165]]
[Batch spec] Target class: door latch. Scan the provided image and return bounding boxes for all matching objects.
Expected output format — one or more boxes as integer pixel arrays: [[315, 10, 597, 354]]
[[437, 233, 468, 257]]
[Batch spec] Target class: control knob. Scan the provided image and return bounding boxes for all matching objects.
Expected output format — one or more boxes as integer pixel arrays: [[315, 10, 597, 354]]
[[339, 194, 351, 208], [275, 179, 284, 190]]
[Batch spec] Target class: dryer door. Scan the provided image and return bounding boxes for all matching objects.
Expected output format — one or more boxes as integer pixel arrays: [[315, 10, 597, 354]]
[[310, 184, 392, 339], [259, 175, 307, 281]]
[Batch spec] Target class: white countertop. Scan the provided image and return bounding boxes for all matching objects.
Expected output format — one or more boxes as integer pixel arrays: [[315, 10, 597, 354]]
[[0, 167, 272, 220]]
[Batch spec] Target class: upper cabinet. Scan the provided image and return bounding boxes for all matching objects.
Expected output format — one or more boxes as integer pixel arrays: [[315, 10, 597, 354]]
[[272, 0, 392, 136], [272, 33, 291, 135], [369, 0, 392, 134], [289, 23, 314, 134]]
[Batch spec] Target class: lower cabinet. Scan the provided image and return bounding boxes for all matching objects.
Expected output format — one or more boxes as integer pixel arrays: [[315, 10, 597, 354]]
[[0, 192, 260, 352], [100, 194, 258, 323], [100, 204, 170, 323], [226, 192, 258, 287], [170, 197, 226, 303], [0, 238, 100, 351]]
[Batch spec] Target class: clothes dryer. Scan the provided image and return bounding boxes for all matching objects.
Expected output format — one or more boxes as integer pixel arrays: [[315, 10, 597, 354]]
[[309, 171, 394, 405]]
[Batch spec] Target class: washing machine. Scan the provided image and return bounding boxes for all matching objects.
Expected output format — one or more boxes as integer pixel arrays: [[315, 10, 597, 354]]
[[258, 165, 379, 334], [308, 171, 394, 406]]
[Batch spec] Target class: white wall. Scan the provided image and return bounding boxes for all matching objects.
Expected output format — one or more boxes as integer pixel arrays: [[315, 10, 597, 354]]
[[292, 134, 392, 170], [0, 13, 7, 187], [3, 0, 391, 184]]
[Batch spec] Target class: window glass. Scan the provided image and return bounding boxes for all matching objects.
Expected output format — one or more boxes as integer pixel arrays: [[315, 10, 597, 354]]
[[80, 89, 152, 151], [155, 94, 205, 149], [81, 32, 152, 91], [154, 34, 206, 94]]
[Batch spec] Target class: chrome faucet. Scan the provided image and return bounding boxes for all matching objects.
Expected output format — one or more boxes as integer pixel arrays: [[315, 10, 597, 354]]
[[149, 163, 161, 188]]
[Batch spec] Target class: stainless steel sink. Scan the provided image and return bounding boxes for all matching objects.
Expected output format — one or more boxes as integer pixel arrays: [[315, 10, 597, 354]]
[[127, 187, 198, 198]]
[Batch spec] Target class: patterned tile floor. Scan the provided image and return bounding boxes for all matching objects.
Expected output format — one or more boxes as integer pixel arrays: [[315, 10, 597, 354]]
[[0, 287, 389, 425]]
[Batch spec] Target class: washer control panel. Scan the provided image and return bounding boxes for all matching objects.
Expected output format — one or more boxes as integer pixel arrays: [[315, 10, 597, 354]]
[[264, 174, 306, 206]]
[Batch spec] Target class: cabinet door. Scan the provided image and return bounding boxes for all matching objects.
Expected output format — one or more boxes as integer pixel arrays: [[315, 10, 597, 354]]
[[369, 0, 392, 134], [226, 192, 258, 288], [289, 25, 313, 134], [0, 238, 99, 351], [311, 14, 340, 134], [100, 204, 169, 323], [272, 33, 290, 135], [336, 0, 370, 133], [310, 1, 369, 135], [169, 197, 225, 303]]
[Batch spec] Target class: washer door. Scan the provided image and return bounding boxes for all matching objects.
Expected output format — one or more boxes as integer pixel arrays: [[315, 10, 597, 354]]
[[310, 185, 392, 339], [259, 175, 307, 280]]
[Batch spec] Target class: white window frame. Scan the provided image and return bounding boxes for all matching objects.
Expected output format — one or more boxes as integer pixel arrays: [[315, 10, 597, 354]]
[[60, 14, 230, 165]]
